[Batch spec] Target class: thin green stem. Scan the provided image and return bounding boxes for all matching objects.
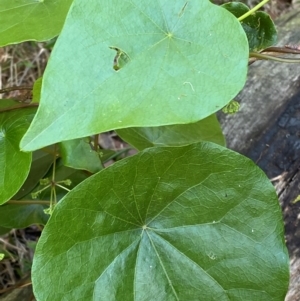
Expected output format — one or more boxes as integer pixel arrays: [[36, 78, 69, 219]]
[[238, 0, 270, 21], [55, 183, 71, 192], [53, 188, 57, 208], [0, 103, 38, 113], [94, 134, 99, 151], [51, 147, 57, 184], [250, 51, 300, 63], [49, 144, 58, 213], [31, 184, 51, 198], [7, 200, 51, 205]]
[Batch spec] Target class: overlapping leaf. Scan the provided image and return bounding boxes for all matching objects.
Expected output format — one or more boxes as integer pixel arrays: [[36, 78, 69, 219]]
[[0, 0, 73, 46], [0, 203, 48, 228], [21, 0, 248, 151], [32, 143, 289, 301], [0, 226, 11, 235], [0, 161, 90, 229], [222, 2, 277, 51], [117, 114, 225, 150], [0, 107, 36, 204], [60, 138, 103, 173], [13, 149, 54, 200]]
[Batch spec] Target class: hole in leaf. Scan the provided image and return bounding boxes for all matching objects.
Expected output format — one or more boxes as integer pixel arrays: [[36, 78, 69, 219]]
[[109, 47, 130, 71]]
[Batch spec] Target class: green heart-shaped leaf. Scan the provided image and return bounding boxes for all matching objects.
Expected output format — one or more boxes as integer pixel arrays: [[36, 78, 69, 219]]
[[0, 0, 73, 46], [32, 143, 289, 301], [21, 0, 248, 151]]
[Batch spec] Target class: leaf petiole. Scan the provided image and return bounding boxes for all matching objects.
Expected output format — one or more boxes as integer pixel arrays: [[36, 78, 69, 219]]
[[238, 0, 271, 21]]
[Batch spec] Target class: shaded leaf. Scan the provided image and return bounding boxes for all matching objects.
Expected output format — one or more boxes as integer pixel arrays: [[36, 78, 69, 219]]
[[21, 0, 248, 151], [0, 226, 11, 235], [0, 99, 19, 110], [0, 202, 48, 228], [13, 149, 54, 199], [0, 108, 36, 204], [0, 0, 73, 46], [0, 162, 91, 229], [60, 138, 103, 173], [222, 2, 277, 51], [32, 143, 289, 301], [117, 114, 225, 150]]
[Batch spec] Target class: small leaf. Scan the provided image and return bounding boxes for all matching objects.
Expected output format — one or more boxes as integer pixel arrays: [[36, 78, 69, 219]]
[[0, 0, 73, 46], [117, 114, 225, 150], [0, 108, 36, 204], [222, 100, 240, 114], [32, 143, 289, 301], [222, 2, 277, 51], [60, 138, 103, 173], [0, 253, 4, 261], [20, 0, 248, 151]]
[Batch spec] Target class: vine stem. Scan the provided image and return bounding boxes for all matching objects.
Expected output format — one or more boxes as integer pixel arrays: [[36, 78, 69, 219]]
[[250, 51, 300, 63], [94, 134, 99, 152], [0, 86, 32, 94], [55, 183, 71, 192], [238, 0, 271, 21], [263, 47, 300, 55], [7, 200, 51, 205], [49, 144, 58, 213]]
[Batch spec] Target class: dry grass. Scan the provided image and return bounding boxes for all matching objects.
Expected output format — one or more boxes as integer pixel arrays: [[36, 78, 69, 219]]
[[0, 42, 49, 299], [0, 228, 39, 299], [0, 42, 49, 101]]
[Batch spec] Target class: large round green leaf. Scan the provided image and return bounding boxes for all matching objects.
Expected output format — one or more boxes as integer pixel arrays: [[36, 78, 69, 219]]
[[0, 0, 73, 47], [117, 114, 225, 150], [0, 108, 36, 204], [32, 143, 289, 301], [21, 0, 248, 151]]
